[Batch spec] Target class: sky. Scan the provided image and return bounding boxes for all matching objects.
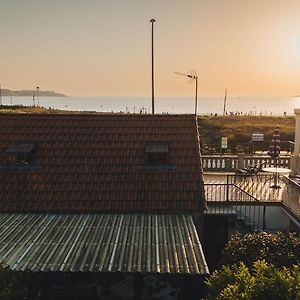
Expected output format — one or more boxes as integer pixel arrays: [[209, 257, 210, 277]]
[[0, 0, 300, 97]]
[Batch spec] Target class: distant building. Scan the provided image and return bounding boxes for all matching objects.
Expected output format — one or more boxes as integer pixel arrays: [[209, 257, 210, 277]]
[[0, 114, 208, 299]]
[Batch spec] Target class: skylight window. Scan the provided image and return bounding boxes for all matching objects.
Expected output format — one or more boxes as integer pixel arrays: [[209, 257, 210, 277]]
[[145, 143, 169, 165], [6, 142, 37, 164]]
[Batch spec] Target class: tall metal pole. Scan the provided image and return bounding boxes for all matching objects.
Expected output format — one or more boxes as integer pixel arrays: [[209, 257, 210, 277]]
[[0, 83, 3, 106], [150, 19, 155, 115], [0, 83, 2, 106], [223, 89, 227, 115], [195, 76, 198, 116], [36, 87, 40, 106]]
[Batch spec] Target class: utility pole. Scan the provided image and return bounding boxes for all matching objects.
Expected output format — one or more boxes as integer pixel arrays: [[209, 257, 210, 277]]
[[150, 19, 155, 114]]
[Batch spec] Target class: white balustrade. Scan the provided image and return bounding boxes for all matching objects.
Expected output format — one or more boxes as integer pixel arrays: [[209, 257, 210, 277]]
[[202, 155, 290, 171]]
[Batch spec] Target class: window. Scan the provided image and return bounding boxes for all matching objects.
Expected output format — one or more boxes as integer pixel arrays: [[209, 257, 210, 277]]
[[6, 142, 37, 164], [145, 143, 169, 165]]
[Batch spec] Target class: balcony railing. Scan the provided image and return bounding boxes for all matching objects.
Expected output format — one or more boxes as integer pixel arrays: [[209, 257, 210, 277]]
[[229, 174, 300, 220], [202, 155, 290, 172], [204, 174, 300, 230], [204, 180, 266, 230]]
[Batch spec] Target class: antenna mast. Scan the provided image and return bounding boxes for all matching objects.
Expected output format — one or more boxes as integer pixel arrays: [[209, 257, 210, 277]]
[[174, 71, 198, 115], [223, 89, 227, 115]]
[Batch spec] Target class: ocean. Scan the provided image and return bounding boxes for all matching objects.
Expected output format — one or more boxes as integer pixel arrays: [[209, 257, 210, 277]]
[[2, 96, 300, 115]]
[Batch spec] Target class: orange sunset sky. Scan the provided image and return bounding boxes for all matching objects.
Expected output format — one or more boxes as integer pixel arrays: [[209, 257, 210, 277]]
[[0, 0, 300, 97]]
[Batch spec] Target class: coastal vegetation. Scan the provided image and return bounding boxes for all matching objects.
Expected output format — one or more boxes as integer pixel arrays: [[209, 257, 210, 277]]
[[0, 106, 295, 146], [197, 115, 295, 145], [0, 89, 66, 97], [0, 105, 70, 114], [0, 105, 100, 114], [197, 115, 295, 154]]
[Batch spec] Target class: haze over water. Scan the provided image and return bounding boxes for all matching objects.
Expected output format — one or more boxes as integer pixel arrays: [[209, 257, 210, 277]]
[[2, 96, 300, 115]]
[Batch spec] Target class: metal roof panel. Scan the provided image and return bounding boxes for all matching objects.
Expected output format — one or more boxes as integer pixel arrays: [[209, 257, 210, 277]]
[[0, 213, 208, 275]]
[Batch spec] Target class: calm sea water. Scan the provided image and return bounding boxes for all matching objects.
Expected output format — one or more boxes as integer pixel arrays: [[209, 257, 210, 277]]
[[2, 96, 300, 115]]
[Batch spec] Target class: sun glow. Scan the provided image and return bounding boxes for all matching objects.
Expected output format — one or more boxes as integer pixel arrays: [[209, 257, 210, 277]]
[[0, 0, 300, 96]]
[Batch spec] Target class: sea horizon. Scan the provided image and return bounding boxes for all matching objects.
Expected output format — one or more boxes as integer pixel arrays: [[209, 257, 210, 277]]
[[2, 95, 300, 116]]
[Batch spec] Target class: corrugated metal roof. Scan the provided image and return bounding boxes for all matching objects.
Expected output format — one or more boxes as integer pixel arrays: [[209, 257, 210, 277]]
[[0, 213, 208, 275]]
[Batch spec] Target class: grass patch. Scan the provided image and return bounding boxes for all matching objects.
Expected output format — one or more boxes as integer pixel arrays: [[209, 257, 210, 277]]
[[197, 115, 295, 145]]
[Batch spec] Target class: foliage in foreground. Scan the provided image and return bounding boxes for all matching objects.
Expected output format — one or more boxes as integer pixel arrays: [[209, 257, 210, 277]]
[[221, 231, 300, 267], [0, 264, 40, 299], [206, 260, 300, 300]]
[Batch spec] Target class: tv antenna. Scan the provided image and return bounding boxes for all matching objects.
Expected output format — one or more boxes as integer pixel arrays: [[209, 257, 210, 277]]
[[174, 70, 198, 115]]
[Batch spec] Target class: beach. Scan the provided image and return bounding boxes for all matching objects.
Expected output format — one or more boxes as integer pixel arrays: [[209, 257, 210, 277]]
[[1, 96, 300, 115]]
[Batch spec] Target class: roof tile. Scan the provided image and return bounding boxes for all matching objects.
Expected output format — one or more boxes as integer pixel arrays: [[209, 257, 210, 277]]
[[0, 114, 205, 213]]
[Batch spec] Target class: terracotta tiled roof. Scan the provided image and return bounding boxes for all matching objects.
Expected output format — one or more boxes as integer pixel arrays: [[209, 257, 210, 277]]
[[0, 114, 206, 213]]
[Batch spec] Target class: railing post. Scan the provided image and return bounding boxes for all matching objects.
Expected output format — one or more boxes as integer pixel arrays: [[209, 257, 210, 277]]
[[226, 174, 229, 202], [262, 206, 266, 230]]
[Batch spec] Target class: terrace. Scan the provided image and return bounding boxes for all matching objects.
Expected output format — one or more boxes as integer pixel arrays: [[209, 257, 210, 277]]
[[201, 107, 300, 234], [204, 172, 300, 232]]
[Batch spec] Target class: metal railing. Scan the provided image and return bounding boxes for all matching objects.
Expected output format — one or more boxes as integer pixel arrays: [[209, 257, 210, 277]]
[[232, 174, 300, 224], [205, 174, 300, 230], [205, 179, 266, 230]]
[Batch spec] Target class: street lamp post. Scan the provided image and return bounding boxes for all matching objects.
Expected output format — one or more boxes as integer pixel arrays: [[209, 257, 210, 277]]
[[195, 76, 198, 116], [150, 19, 155, 115], [36, 87, 40, 106], [0, 83, 2, 106]]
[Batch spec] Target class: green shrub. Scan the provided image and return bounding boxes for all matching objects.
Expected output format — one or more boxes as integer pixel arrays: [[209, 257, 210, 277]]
[[205, 262, 254, 299], [221, 232, 300, 267], [206, 260, 300, 300]]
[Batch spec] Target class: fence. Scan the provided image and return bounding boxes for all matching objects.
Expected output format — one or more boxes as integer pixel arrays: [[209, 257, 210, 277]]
[[205, 174, 300, 230], [228, 174, 300, 220], [204, 181, 266, 230], [202, 155, 290, 172]]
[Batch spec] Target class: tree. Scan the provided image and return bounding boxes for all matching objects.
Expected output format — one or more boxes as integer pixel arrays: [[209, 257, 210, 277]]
[[206, 260, 300, 300], [221, 231, 300, 267]]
